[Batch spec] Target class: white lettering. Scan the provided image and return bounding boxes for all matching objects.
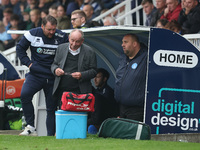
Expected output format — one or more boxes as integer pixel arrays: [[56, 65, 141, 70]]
[[151, 113, 199, 131], [153, 50, 198, 68], [67, 102, 89, 109]]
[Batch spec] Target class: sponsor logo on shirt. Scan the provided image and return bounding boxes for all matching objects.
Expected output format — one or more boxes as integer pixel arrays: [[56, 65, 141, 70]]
[[55, 33, 64, 38], [43, 49, 55, 55], [36, 38, 40, 43], [37, 48, 43, 53], [36, 48, 55, 55]]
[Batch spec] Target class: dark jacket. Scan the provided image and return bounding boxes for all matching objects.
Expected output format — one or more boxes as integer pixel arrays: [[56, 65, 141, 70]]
[[114, 45, 148, 107], [51, 43, 97, 95], [150, 9, 164, 26], [88, 84, 119, 126], [160, 4, 182, 21], [178, 4, 200, 34], [76, 23, 89, 29], [145, 7, 157, 26]]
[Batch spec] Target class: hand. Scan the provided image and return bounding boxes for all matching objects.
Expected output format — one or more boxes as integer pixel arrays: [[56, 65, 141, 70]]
[[3, 41, 8, 45], [2, 17, 8, 26], [71, 72, 82, 80], [185, 7, 191, 15], [55, 68, 64, 76], [29, 63, 32, 68], [164, 7, 169, 17]]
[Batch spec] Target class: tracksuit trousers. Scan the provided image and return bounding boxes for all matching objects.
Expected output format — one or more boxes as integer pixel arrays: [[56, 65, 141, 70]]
[[20, 73, 57, 136]]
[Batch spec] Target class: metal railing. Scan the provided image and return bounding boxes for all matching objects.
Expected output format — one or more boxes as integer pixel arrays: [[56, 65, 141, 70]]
[[183, 34, 200, 50], [93, 0, 145, 26], [3, 45, 29, 79]]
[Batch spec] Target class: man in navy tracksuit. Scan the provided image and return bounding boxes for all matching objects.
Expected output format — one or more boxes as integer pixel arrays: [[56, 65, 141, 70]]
[[114, 33, 148, 122], [16, 15, 68, 136]]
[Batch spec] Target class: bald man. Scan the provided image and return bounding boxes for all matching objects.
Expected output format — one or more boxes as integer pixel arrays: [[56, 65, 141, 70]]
[[51, 29, 97, 106], [83, 4, 96, 23]]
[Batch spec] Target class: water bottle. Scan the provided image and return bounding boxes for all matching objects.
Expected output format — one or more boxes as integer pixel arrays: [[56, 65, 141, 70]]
[[21, 116, 26, 130]]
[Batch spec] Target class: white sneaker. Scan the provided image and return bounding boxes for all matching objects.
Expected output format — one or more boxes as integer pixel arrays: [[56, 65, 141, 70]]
[[19, 125, 37, 136]]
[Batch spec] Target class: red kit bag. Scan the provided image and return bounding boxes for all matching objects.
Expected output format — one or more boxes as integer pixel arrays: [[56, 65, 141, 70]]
[[61, 92, 95, 112]]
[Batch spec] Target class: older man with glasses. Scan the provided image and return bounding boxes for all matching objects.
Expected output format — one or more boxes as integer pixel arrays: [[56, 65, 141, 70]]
[[71, 10, 89, 29]]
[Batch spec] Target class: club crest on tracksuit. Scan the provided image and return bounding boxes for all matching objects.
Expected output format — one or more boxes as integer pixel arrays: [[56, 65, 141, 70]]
[[132, 63, 138, 69]]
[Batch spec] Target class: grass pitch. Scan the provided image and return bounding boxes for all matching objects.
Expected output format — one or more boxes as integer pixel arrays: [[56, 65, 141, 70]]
[[0, 134, 200, 150]]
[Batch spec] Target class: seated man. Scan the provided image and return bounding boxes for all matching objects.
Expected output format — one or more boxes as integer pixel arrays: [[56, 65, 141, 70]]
[[150, 0, 166, 26], [80, 0, 102, 17], [83, 4, 96, 24], [178, 0, 200, 34], [160, 0, 182, 21], [141, 0, 157, 26], [83, 4, 103, 27], [71, 10, 89, 29], [88, 68, 119, 134], [103, 16, 117, 26]]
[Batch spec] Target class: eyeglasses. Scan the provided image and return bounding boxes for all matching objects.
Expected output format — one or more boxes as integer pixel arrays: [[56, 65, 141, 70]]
[[71, 17, 82, 21]]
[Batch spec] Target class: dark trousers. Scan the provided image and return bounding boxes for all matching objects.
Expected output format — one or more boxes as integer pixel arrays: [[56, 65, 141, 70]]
[[119, 104, 144, 122], [0, 108, 5, 129], [21, 73, 57, 136]]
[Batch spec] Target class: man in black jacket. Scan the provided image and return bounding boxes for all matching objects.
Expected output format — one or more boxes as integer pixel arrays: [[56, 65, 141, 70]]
[[70, 10, 89, 29], [150, 0, 166, 26], [87, 68, 119, 134], [178, 0, 200, 34], [114, 34, 148, 122]]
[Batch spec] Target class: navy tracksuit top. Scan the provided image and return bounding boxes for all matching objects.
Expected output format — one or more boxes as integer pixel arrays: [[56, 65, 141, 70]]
[[114, 46, 148, 107], [16, 27, 68, 79]]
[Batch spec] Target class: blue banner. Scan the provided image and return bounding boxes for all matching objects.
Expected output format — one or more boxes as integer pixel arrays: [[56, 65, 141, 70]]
[[145, 28, 200, 134], [0, 53, 20, 80]]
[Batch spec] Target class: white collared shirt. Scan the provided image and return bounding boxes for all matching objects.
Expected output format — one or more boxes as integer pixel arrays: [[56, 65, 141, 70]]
[[69, 46, 80, 56]]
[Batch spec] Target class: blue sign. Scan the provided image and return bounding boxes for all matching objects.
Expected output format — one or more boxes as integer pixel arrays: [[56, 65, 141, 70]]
[[145, 28, 200, 134], [0, 52, 20, 80]]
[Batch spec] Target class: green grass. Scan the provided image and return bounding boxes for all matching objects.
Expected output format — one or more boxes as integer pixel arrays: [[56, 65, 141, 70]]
[[0, 134, 200, 150]]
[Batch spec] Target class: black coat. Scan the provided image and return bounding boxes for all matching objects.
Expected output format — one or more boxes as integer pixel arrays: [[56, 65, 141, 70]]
[[87, 84, 119, 128], [150, 10, 164, 27], [178, 4, 200, 34]]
